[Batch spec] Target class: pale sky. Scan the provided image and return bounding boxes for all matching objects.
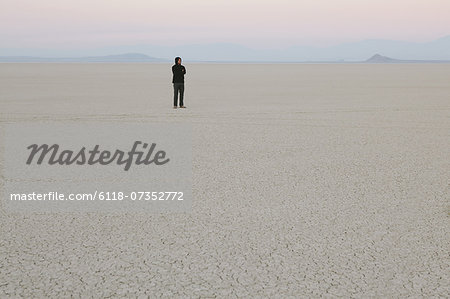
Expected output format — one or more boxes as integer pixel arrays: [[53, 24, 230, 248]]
[[2, 0, 450, 49]]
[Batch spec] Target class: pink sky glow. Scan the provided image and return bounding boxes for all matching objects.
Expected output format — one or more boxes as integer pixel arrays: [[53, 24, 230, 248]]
[[2, 0, 450, 49]]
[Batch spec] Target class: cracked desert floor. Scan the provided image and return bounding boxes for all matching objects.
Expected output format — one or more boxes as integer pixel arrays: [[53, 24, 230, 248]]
[[0, 63, 449, 297]]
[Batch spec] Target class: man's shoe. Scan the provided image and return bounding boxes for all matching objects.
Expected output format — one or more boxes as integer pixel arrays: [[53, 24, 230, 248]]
[[180, 106, 186, 108], [173, 106, 177, 109]]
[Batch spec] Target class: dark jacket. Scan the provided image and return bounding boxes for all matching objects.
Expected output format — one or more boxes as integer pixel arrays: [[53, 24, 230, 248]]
[[172, 59, 186, 83]]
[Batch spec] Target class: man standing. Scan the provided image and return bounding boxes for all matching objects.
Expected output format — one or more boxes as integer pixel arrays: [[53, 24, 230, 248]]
[[172, 57, 186, 108]]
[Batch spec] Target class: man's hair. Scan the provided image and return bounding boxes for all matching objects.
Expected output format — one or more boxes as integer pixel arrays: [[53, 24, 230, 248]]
[[175, 57, 181, 64]]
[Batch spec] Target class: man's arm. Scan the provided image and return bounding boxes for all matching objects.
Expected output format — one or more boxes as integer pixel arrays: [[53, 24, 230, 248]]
[[182, 67, 186, 74]]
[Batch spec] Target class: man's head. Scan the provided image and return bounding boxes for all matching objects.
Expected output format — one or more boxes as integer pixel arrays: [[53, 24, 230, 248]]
[[175, 57, 182, 65]]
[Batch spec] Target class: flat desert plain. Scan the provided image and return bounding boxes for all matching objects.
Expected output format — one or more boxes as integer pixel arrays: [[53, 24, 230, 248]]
[[0, 63, 449, 297]]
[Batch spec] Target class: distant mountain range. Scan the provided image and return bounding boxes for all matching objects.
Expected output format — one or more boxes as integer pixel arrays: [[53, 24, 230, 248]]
[[1, 35, 450, 62], [0, 53, 167, 63], [364, 54, 450, 63], [1, 53, 449, 63]]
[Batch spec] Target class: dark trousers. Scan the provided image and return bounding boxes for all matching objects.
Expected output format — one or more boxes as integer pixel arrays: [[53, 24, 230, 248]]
[[173, 83, 184, 106]]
